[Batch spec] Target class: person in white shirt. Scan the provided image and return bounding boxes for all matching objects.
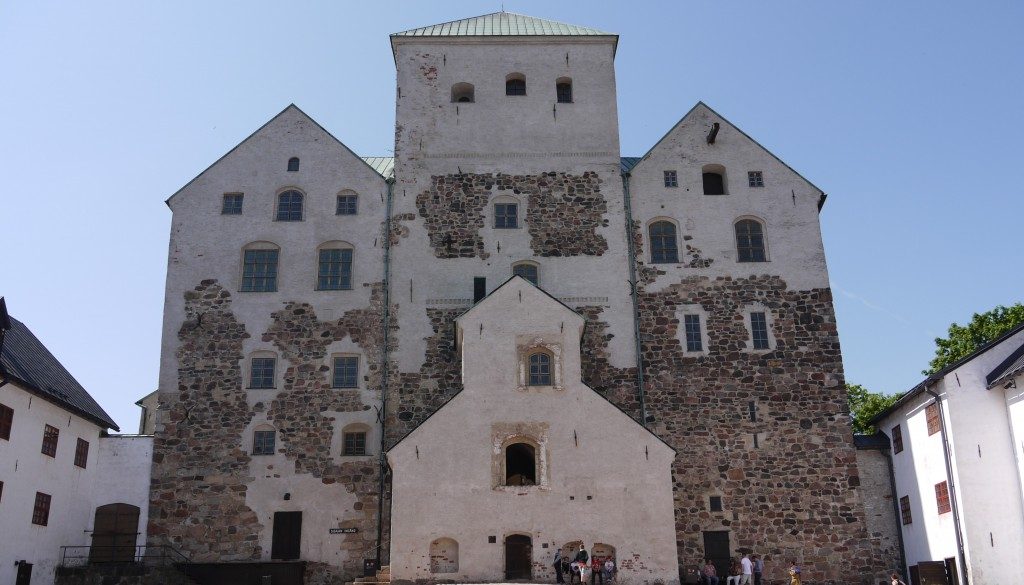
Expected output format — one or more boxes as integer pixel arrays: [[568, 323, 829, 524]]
[[739, 555, 753, 585]]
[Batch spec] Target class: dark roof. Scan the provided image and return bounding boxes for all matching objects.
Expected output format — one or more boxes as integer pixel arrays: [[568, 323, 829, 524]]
[[987, 340, 1024, 388], [620, 157, 641, 174], [0, 316, 119, 430], [870, 320, 1024, 425], [853, 432, 890, 451]]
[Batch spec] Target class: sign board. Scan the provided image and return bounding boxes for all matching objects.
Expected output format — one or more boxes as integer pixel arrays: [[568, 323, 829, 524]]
[[329, 528, 359, 534]]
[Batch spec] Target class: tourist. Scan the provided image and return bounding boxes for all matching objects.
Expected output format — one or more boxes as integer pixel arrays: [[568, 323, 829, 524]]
[[890, 572, 907, 585], [562, 555, 571, 583], [739, 554, 752, 585], [570, 545, 589, 585], [726, 558, 741, 585], [788, 560, 801, 585], [752, 555, 763, 585], [554, 549, 564, 584], [590, 554, 604, 585], [701, 559, 719, 585], [603, 557, 615, 583]]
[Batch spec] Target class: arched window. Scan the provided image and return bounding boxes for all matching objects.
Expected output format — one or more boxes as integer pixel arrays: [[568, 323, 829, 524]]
[[342, 423, 369, 456], [528, 352, 551, 386], [506, 73, 526, 96], [430, 538, 459, 573], [451, 82, 475, 103], [276, 189, 304, 221], [505, 442, 536, 485], [735, 219, 767, 262], [336, 190, 358, 215], [287, 157, 300, 172], [556, 77, 573, 103], [512, 262, 539, 286], [702, 164, 727, 195], [649, 221, 679, 264], [317, 242, 354, 290], [241, 242, 280, 292]]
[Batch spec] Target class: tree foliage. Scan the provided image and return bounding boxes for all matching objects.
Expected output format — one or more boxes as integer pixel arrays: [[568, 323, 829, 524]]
[[847, 383, 899, 435], [925, 303, 1024, 374]]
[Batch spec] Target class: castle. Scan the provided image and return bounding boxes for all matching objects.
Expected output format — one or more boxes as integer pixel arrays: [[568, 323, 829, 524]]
[[149, 11, 895, 585]]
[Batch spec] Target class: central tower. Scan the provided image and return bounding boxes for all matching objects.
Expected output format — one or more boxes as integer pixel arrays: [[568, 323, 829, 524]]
[[385, 12, 640, 442]]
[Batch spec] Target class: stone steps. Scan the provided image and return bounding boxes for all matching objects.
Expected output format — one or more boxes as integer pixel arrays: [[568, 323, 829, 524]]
[[344, 565, 390, 585]]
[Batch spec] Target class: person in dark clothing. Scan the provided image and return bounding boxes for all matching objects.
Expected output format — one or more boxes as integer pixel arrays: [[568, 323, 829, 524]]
[[554, 549, 564, 584]]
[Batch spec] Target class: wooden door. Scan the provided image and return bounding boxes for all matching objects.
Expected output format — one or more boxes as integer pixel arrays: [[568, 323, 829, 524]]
[[917, 561, 949, 585], [272, 511, 303, 560], [90, 503, 140, 563], [944, 557, 959, 585], [505, 534, 532, 580], [702, 531, 730, 581], [15, 563, 32, 585]]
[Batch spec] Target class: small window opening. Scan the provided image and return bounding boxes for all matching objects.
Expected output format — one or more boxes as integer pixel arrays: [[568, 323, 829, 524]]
[[750, 312, 770, 350], [748, 171, 764, 187], [343, 431, 367, 456], [222, 193, 244, 215], [250, 357, 277, 389], [702, 165, 726, 195], [451, 83, 475, 103], [276, 190, 304, 221], [494, 203, 518, 229], [735, 220, 766, 262], [253, 430, 276, 455], [506, 73, 526, 96], [336, 194, 358, 215], [709, 496, 723, 512], [505, 442, 536, 485], [333, 356, 359, 388], [664, 170, 678, 188], [474, 277, 487, 303], [683, 314, 702, 352], [528, 352, 551, 386], [556, 78, 572, 103], [287, 157, 300, 172]]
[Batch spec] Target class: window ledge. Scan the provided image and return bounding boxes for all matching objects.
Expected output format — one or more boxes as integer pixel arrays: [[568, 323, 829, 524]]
[[516, 384, 563, 393]]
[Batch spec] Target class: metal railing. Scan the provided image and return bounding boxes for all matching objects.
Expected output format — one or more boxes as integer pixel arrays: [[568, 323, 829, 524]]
[[58, 545, 190, 568]]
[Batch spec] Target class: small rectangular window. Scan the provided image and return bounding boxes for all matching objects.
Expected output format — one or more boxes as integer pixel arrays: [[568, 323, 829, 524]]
[[250, 357, 276, 389], [663, 170, 678, 188], [556, 82, 573, 104], [494, 203, 518, 229], [935, 481, 951, 514], [74, 438, 89, 468], [474, 277, 487, 303], [222, 193, 244, 215], [926, 403, 941, 436], [343, 431, 367, 456], [900, 495, 912, 525], [0, 403, 12, 441], [33, 492, 52, 526], [336, 195, 358, 215], [750, 312, 770, 350], [333, 356, 359, 388], [253, 430, 276, 456], [748, 171, 764, 187], [709, 496, 723, 512], [241, 249, 279, 292], [42, 424, 59, 457], [748, 401, 757, 423], [892, 424, 904, 454], [317, 248, 353, 290], [683, 314, 703, 352]]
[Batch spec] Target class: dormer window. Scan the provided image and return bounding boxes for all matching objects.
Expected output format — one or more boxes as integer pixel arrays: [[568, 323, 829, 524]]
[[505, 73, 526, 96]]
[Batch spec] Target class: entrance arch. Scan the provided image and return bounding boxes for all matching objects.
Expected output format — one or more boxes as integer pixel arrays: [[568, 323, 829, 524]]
[[504, 534, 533, 580], [89, 503, 140, 563]]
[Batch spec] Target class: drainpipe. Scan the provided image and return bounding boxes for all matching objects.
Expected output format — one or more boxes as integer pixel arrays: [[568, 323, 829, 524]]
[[925, 386, 969, 584], [375, 176, 396, 570], [620, 172, 648, 426], [881, 446, 909, 583]]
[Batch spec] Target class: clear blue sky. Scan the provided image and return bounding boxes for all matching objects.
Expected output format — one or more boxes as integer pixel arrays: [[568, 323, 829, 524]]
[[1, 1, 1021, 431]]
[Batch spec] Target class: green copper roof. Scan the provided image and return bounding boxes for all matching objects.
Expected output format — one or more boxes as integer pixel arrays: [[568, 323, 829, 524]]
[[392, 11, 614, 38]]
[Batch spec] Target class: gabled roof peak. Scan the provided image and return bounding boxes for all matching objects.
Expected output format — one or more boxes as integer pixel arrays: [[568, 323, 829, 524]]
[[392, 11, 615, 39]]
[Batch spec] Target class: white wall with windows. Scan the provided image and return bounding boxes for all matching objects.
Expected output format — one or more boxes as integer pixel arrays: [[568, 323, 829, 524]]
[[877, 328, 1024, 584], [0, 382, 151, 584]]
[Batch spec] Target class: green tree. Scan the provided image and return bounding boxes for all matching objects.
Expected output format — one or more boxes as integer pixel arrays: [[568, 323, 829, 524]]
[[925, 303, 1024, 374], [846, 383, 899, 435]]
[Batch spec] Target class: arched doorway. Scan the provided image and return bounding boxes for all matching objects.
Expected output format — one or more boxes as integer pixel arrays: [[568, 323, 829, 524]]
[[89, 503, 140, 563], [505, 534, 532, 580]]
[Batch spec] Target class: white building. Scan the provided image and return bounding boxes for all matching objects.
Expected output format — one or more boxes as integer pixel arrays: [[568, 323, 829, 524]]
[[0, 302, 152, 585], [872, 322, 1024, 584]]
